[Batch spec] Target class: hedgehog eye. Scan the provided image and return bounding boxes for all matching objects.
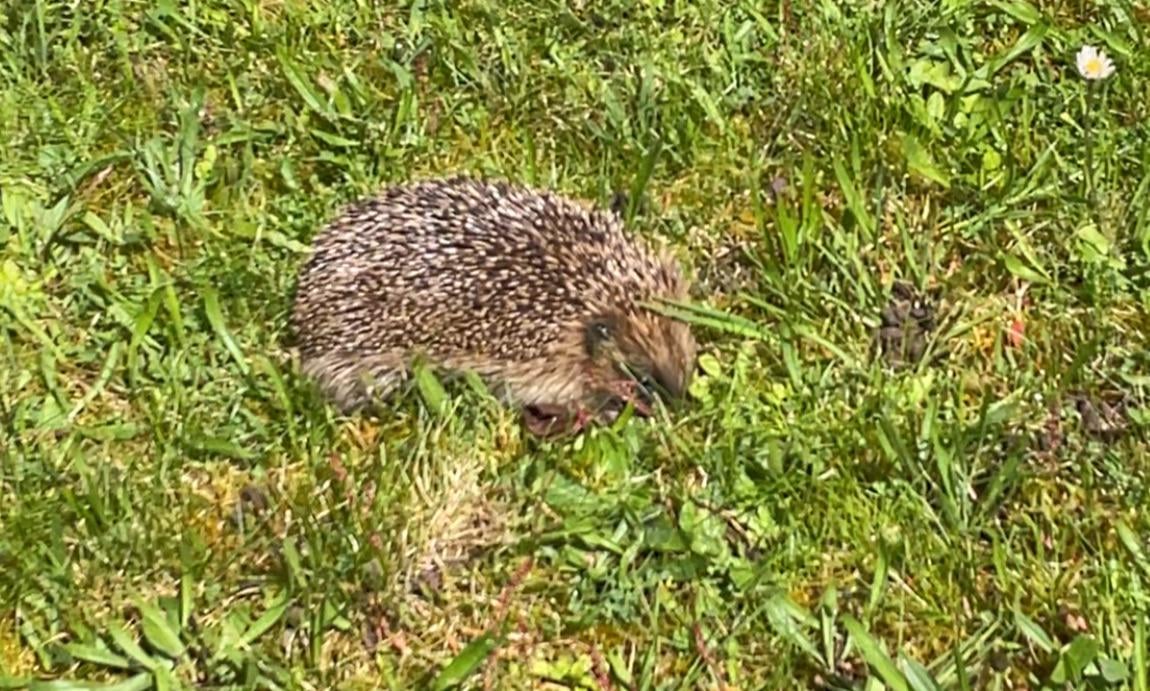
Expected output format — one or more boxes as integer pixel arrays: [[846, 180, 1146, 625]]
[[584, 319, 617, 358], [584, 319, 615, 355]]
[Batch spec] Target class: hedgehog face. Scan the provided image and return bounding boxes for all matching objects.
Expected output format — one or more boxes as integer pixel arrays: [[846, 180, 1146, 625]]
[[521, 309, 694, 438], [581, 307, 697, 421]]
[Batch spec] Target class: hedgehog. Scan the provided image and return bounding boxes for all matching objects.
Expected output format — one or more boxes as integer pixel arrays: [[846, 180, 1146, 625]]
[[289, 176, 697, 437]]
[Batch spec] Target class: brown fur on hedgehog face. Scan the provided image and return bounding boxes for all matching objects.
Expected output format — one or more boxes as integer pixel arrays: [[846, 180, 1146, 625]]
[[522, 307, 697, 437], [584, 308, 697, 404]]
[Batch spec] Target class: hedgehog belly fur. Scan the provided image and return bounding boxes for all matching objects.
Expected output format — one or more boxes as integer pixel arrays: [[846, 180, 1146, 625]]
[[298, 350, 408, 414], [298, 346, 591, 415], [290, 176, 689, 416]]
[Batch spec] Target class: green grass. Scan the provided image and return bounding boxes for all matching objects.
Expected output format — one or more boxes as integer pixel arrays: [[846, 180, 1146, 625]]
[[2, 0, 1150, 688]]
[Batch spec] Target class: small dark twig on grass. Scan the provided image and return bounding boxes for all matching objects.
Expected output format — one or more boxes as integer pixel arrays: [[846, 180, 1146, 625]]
[[589, 644, 613, 690], [493, 557, 534, 627], [694, 622, 729, 691], [475, 556, 535, 686]]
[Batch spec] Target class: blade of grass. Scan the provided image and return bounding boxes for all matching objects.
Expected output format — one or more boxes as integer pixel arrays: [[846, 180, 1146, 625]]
[[200, 285, 249, 376], [842, 615, 909, 691], [431, 632, 499, 690]]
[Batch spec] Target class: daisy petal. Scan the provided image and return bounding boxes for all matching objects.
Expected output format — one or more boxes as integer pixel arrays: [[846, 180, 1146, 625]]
[[1076, 44, 1116, 80]]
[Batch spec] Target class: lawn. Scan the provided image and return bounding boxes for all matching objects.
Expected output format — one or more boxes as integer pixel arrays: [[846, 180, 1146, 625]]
[[2, 0, 1149, 689]]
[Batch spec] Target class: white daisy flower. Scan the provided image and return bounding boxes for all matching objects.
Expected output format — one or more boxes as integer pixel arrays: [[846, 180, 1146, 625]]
[[1076, 45, 1116, 81]]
